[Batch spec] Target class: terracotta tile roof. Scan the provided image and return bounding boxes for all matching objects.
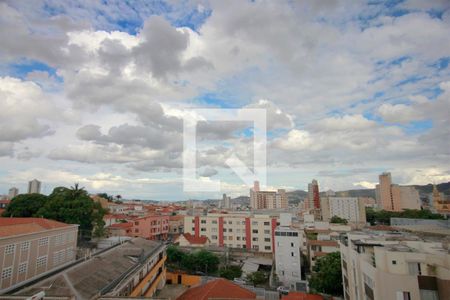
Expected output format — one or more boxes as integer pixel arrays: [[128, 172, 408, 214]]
[[177, 278, 256, 300], [104, 214, 128, 219], [0, 199, 11, 204], [282, 292, 324, 300], [0, 218, 74, 238], [307, 240, 338, 247], [182, 233, 209, 245], [110, 222, 133, 229], [169, 215, 184, 221], [369, 225, 397, 231]]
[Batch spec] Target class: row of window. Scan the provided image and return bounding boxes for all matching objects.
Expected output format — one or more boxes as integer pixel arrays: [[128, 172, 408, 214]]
[[275, 231, 299, 237], [196, 219, 271, 226], [197, 227, 271, 234], [3, 233, 75, 256]]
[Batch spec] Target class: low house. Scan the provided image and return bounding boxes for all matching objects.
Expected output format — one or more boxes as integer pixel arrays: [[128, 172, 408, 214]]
[[175, 233, 210, 248]]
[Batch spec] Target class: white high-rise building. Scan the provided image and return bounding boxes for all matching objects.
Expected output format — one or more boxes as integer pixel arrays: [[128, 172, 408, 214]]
[[8, 187, 19, 199], [274, 226, 302, 291], [321, 197, 366, 226], [28, 179, 41, 194]]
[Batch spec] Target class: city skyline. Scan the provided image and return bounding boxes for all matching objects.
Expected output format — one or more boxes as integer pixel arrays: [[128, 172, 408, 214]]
[[1, 1, 450, 200]]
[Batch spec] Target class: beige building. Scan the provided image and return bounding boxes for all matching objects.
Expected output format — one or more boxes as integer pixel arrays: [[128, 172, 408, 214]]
[[0, 218, 78, 293], [250, 181, 288, 209], [340, 231, 450, 300], [184, 213, 277, 253], [321, 197, 366, 227], [375, 172, 421, 211]]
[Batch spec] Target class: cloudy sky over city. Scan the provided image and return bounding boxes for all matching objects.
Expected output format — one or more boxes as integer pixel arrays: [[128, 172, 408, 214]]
[[1, 0, 449, 200]]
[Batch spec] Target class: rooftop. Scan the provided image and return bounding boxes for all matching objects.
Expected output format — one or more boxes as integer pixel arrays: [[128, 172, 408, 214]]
[[181, 233, 209, 245], [177, 278, 256, 300], [282, 292, 324, 300], [0, 218, 76, 238], [15, 238, 164, 299]]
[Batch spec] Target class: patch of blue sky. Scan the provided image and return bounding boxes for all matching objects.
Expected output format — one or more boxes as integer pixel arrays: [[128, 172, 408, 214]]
[[417, 86, 443, 100], [170, 6, 212, 32], [403, 119, 433, 135], [395, 75, 426, 87], [195, 93, 240, 108], [6, 60, 62, 82], [430, 57, 450, 71]]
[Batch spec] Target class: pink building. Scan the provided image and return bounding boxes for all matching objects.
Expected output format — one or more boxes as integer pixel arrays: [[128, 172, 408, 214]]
[[108, 214, 169, 240]]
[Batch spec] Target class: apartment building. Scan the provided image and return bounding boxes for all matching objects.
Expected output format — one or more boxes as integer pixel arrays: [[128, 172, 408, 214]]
[[321, 197, 366, 226], [340, 231, 450, 300], [108, 214, 169, 240], [13, 238, 166, 299], [274, 226, 303, 290], [250, 181, 288, 209], [168, 215, 184, 236], [184, 213, 277, 253], [0, 218, 78, 293], [375, 172, 421, 211]]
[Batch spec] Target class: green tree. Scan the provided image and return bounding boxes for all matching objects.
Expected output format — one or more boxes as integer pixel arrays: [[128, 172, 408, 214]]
[[2, 194, 48, 217], [309, 252, 343, 296], [219, 265, 242, 280], [246, 271, 268, 287], [194, 249, 220, 274], [37, 186, 106, 239], [97, 193, 113, 201], [167, 245, 186, 269], [330, 215, 348, 224]]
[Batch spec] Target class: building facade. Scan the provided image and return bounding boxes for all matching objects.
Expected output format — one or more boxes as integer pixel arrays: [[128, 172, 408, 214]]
[[340, 231, 450, 300], [0, 218, 78, 293], [27, 179, 41, 194], [375, 172, 420, 211], [250, 181, 288, 209], [108, 214, 169, 240], [321, 197, 366, 226], [7, 188, 18, 200], [184, 213, 277, 253], [274, 226, 302, 290], [307, 179, 320, 210]]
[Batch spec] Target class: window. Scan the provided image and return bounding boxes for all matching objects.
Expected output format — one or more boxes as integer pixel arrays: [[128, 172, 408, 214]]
[[18, 262, 27, 274], [252, 237, 258, 241], [237, 237, 241, 241], [212, 235, 218, 240], [252, 245, 259, 250], [191, 227, 195, 231], [228, 221, 232, 224], [201, 220, 206, 224], [192, 219, 195, 223], [201, 228, 206, 232], [265, 246, 271, 250], [392, 260, 397, 265], [242, 237, 246, 241], [397, 291, 411, 300], [252, 229, 258, 234], [55, 234, 65, 246], [134, 221, 139, 225], [291, 252, 295, 257], [252, 221, 258, 225], [1, 267, 12, 279], [5, 244, 15, 254], [228, 236, 233, 240], [36, 256, 47, 268], [264, 238, 271, 242], [264, 222, 270, 226], [211, 220, 217, 224], [264, 230, 270, 234], [228, 228, 233, 232], [223, 228, 227, 232], [21, 241, 30, 251], [408, 263, 421, 275], [291, 242, 294, 247]]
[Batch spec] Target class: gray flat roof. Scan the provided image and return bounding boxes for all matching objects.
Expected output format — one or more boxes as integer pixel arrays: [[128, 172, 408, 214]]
[[14, 238, 163, 300]]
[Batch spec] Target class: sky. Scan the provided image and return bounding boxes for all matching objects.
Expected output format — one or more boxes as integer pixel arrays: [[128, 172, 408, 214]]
[[0, 0, 450, 200]]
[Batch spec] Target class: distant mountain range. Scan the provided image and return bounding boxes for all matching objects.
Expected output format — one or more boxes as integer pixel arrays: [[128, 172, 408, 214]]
[[163, 182, 450, 205]]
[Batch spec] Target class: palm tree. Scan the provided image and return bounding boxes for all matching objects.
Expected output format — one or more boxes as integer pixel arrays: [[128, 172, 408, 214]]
[[70, 183, 86, 198]]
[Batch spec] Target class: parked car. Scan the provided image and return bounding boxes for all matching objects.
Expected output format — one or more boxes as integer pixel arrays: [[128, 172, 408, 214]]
[[277, 286, 290, 295]]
